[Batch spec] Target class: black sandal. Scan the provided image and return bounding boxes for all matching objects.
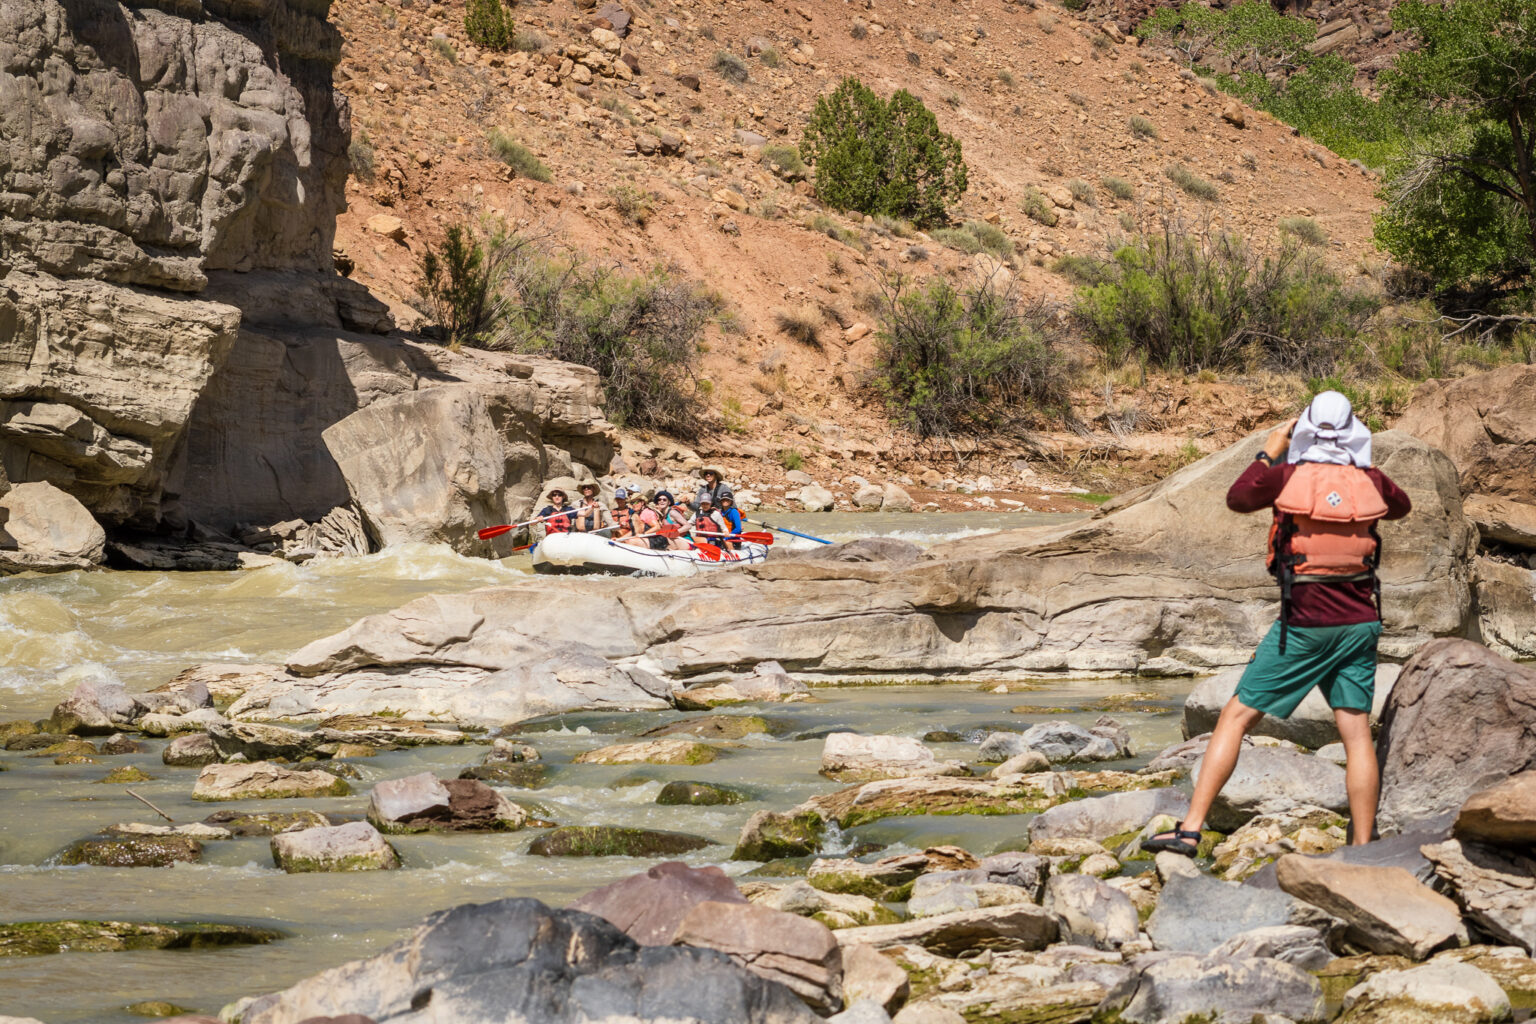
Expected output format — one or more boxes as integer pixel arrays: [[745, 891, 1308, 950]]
[[1142, 823, 1202, 858]]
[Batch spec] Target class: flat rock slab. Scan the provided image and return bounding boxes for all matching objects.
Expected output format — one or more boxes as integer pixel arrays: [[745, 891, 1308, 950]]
[[192, 762, 351, 801], [807, 773, 1071, 829], [1147, 870, 1301, 954], [527, 825, 715, 858], [1275, 855, 1467, 958], [1454, 771, 1536, 846], [832, 903, 1060, 956], [673, 900, 843, 1014], [573, 739, 718, 765], [271, 822, 400, 873], [1028, 786, 1189, 842], [240, 897, 819, 1024], [201, 810, 331, 836], [59, 835, 203, 867], [572, 862, 746, 946], [0, 920, 282, 957]]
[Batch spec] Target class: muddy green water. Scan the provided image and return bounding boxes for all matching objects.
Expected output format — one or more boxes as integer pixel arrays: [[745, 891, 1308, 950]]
[[0, 512, 1194, 1024]]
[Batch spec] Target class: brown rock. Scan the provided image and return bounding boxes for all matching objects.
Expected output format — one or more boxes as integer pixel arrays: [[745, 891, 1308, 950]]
[[1221, 101, 1246, 129], [1376, 639, 1536, 832], [831, 903, 1060, 955], [1274, 855, 1467, 958], [1455, 772, 1536, 846], [672, 901, 843, 1013], [571, 861, 747, 946], [676, 73, 701, 91], [635, 134, 660, 155], [841, 942, 910, 1013], [1396, 365, 1536, 503], [1421, 838, 1536, 954], [365, 214, 406, 242], [1462, 494, 1536, 550]]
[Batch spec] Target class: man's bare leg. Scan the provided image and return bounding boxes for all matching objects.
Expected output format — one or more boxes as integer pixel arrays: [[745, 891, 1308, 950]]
[[1179, 697, 1266, 834], [1334, 707, 1378, 845]]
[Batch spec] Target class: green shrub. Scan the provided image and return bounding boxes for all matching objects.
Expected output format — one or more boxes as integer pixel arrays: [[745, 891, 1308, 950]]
[[714, 50, 748, 82], [809, 213, 864, 249], [1102, 175, 1135, 200], [464, 0, 514, 50], [430, 37, 457, 64], [417, 222, 525, 349], [778, 449, 805, 471], [933, 221, 1012, 258], [873, 273, 1067, 437], [931, 227, 983, 254], [1278, 216, 1327, 245], [1129, 115, 1158, 139], [513, 30, 550, 53], [800, 77, 968, 226], [775, 303, 822, 345], [761, 143, 806, 177], [348, 130, 375, 181], [1051, 253, 1109, 285], [758, 47, 780, 67], [1021, 187, 1058, 227], [1165, 163, 1220, 201], [611, 185, 653, 225], [488, 130, 552, 182], [1067, 178, 1097, 207], [1072, 213, 1378, 372]]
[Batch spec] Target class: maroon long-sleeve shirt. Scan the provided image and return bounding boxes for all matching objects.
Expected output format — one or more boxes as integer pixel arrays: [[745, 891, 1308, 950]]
[[1227, 460, 1412, 627]]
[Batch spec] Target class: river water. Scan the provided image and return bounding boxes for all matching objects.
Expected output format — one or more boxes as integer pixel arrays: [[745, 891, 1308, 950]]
[[0, 512, 1194, 1023]]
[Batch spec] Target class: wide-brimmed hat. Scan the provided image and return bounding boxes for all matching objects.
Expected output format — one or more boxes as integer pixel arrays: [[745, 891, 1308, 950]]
[[700, 466, 728, 480], [578, 481, 600, 495], [546, 488, 568, 500]]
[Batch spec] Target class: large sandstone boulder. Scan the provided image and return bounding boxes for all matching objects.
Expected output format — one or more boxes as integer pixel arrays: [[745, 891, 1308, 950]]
[[0, 481, 106, 572], [1375, 639, 1536, 833], [322, 385, 514, 556], [241, 898, 820, 1024], [1396, 364, 1536, 503], [1471, 555, 1536, 659]]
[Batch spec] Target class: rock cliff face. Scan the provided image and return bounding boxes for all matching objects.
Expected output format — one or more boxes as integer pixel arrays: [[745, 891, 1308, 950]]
[[0, 0, 614, 542]]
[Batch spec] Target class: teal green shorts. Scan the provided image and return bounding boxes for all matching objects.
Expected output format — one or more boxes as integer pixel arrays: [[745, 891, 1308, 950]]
[[1235, 620, 1382, 718]]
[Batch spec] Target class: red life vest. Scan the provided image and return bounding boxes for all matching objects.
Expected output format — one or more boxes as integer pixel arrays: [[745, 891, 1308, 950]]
[[542, 505, 574, 533], [613, 506, 632, 535], [1266, 462, 1388, 649]]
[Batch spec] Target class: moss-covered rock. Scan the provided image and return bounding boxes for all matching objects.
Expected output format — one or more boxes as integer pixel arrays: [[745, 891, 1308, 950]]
[[460, 763, 548, 788], [4, 731, 65, 751], [125, 1000, 195, 1017], [572, 739, 719, 766], [656, 780, 748, 806], [199, 809, 331, 836], [808, 774, 1071, 829], [97, 766, 155, 784], [270, 822, 400, 873], [732, 809, 825, 860], [0, 719, 39, 742], [527, 825, 715, 858], [923, 730, 964, 743], [642, 715, 773, 740], [59, 835, 203, 867], [28, 738, 98, 759], [806, 857, 921, 901], [0, 920, 281, 956], [191, 761, 351, 801]]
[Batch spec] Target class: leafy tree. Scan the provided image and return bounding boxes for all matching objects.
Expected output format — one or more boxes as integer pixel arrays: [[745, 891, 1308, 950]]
[[1375, 0, 1536, 290], [800, 77, 967, 226], [464, 0, 514, 51]]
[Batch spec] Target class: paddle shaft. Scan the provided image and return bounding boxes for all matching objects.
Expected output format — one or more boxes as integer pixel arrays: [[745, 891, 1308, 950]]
[[748, 518, 833, 544]]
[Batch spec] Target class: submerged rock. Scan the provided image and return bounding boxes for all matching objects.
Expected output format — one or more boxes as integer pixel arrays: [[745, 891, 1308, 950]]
[[656, 780, 748, 806], [459, 762, 548, 788], [573, 739, 718, 766], [0, 920, 282, 957], [201, 809, 331, 836], [97, 766, 155, 784], [59, 835, 202, 867], [642, 715, 773, 740], [819, 733, 967, 783], [733, 810, 826, 861], [240, 898, 816, 1024], [270, 822, 400, 873], [191, 761, 351, 801], [527, 825, 714, 858]]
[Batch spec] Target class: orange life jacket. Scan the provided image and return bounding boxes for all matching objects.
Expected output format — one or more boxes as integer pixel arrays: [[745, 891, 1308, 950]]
[[1266, 462, 1388, 649]]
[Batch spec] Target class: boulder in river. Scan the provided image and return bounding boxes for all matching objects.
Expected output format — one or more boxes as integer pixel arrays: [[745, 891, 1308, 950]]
[[58, 835, 203, 868], [733, 810, 825, 861], [1376, 639, 1536, 834], [528, 825, 715, 858], [573, 739, 718, 766], [366, 772, 527, 833], [819, 733, 967, 783], [47, 677, 143, 736], [0, 920, 282, 957], [657, 780, 748, 806], [672, 900, 844, 1015], [161, 733, 218, 767], [0, 482, 106, 573], [240, 897, 819, 1024], [571, 861, 746, 946], [270, 822, 400, 873], [191, 761, 351, 801]]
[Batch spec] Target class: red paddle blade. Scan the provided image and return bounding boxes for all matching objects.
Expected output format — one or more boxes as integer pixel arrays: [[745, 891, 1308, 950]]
[[659, 525, 681, 539], [694, 542, 722, 561], [738, 532, 773, 544], [477, 524, 515, 540]]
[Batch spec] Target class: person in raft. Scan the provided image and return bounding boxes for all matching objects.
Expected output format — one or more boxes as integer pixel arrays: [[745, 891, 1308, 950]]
[[572, 482, 613, 534], [536, 488, 576, 536], [1143, 390, 1411, 857]]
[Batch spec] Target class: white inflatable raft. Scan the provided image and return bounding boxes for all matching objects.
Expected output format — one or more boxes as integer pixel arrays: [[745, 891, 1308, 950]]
[[529, 532, 770, 577]]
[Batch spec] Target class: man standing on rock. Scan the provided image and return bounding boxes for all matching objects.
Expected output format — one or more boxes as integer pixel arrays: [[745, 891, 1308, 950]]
[[1145, 392, 1412, 856]]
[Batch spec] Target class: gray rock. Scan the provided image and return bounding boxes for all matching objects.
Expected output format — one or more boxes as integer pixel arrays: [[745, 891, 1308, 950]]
[[1121, 954, 1326, 1024], [831, 904, 1059, 956], [1376, 638, 1536, 833], [1340, 961, 1510, 1023], [367, 773, 527, 833], [571, 861, 746, 946], [1147, 870, 1300, 953], [368, 771, 450, 824], [1210, 925, 1333, 971], [1016, 720, 1132, 763], [1194, 745, 1349, 831], [191, 761, 350, 801], [1044, 874, 1139, 950], [48, 677, 142, 735], [1274, 855, 1468, 958], [828, 1000, 892, 1024], [1184, 664, 1398, 749], [240, 898, 820, 1023], [270, 822, 399, 873], [207, 721, 318, 761], [976, 853, 1050, 899], [1029, 788, 1190, 842], [906, 881, 978, 919], [161, 732, 219, 767], [1421, 839, 1536, 954]]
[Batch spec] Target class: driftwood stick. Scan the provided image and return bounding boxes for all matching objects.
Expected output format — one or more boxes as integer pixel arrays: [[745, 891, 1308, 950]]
[[126, 788, 175, 823]]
